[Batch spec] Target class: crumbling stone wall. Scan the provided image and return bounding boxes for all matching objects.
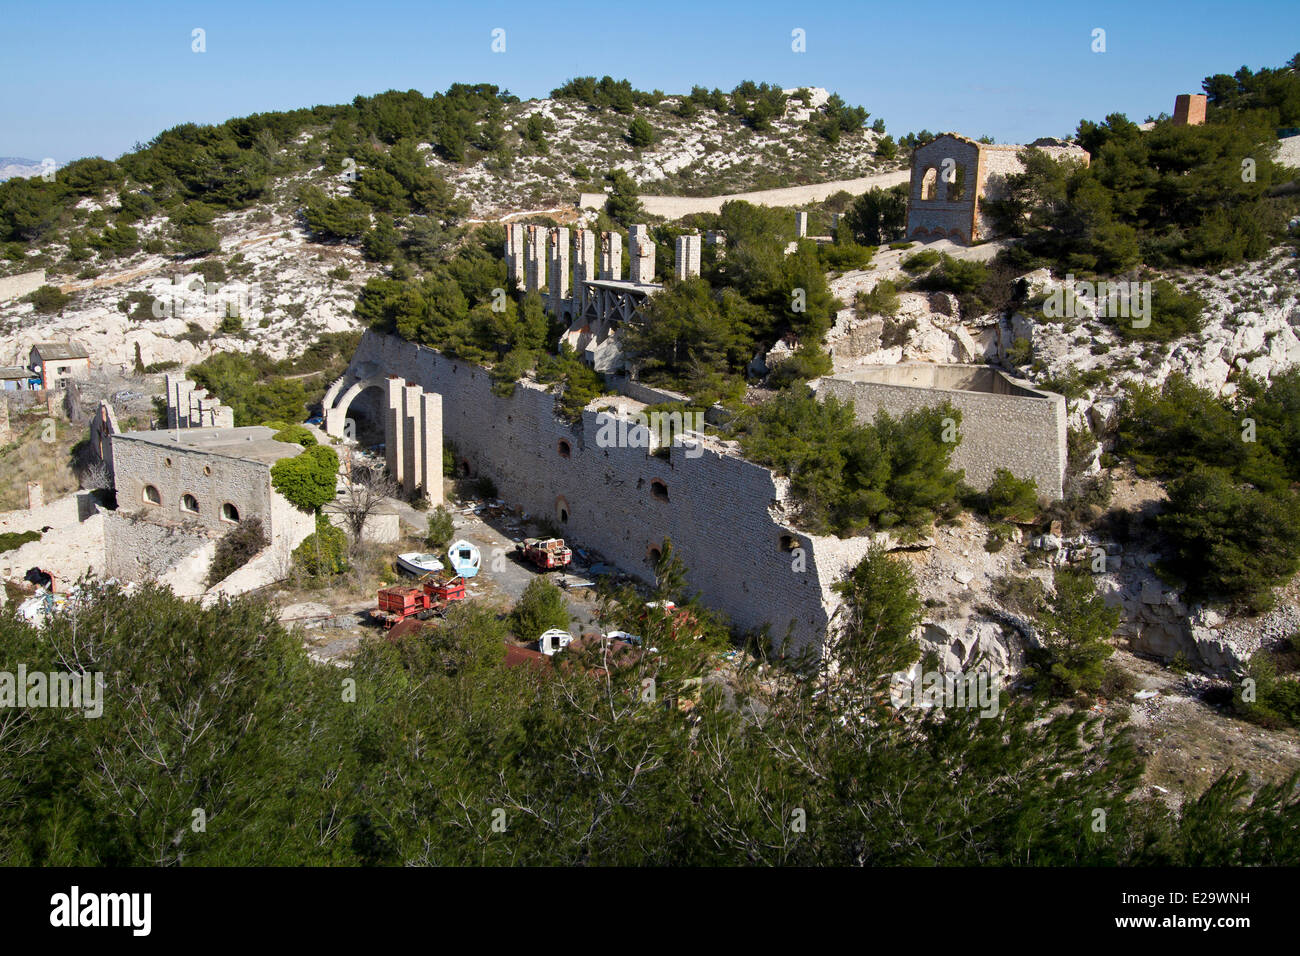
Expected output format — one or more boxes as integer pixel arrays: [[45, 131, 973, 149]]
[[0, 269, 47, 303], [164, 373, 234, 428], [906, 135, 1089, 244], [811, 365, 1066, 499], [103, 510, 210, 582], [346, 331, 876, 653], [107, 429, 314, 583], [906, 135, 983, 244]]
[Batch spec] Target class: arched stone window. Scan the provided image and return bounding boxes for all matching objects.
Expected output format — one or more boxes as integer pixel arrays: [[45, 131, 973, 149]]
[[181, 493, 199, 514], [221, 502, 240, 523], [947, 164, 967, 202], [557, 439, 571, 459], [143, 484, 161, 505], [555, 495, 570, 524], [650, 479, 669, 502], [920, 167, 939, 201]]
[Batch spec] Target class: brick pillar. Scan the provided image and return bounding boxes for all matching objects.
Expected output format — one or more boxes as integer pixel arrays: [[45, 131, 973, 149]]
[[421, 392, 443, 508], [674, 234, 701, 279], [548, 227, 570, 313], [507, 223, 525, 288], [628, 225, 654, 284], [385, 377, 405, 486], [402, 383, 423, 497], [600, 231, 622, 281], [525, 225, 544, 294], [574, 228, 596, 313]]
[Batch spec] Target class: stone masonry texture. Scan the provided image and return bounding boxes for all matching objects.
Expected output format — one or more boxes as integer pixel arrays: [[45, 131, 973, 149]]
[[345, 331, 884, 653]]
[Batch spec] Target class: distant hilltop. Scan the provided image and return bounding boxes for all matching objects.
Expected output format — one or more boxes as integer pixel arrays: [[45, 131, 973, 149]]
[[0, 157, 60, 182]]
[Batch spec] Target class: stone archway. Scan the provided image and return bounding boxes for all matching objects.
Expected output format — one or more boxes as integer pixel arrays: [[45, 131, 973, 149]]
[[324, 374, 387, 438]]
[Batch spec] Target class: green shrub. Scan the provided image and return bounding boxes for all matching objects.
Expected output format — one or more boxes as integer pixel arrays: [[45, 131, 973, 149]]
[[901, 249, 940, 274], [1116, 373, 1300, 608], [508, 577, 570, 641], [994, 574, 1047, 616], [1026, 569, 1120, 697], [0, 530, 41, 554], [425, 506, 454, 551], [25, 285, 70, 314], [1006, 338, 1033, 366], [1110, 280, 1205, 343], [208, 518, 267, 586], [984, 468, 1040, 523], [735, 391, 964, 537], [271, 445, 339, 512], [855, 279, 900, 318], [1234, 653, 1300, 729], [266, 423, 317, 447], [292, 515, 349, 578], [1160, 466, 1300, 612], [627, 116, 655, 148]]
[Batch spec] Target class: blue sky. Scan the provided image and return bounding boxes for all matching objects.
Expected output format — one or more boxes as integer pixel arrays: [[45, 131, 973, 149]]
[[3, 0, 1297, 163]]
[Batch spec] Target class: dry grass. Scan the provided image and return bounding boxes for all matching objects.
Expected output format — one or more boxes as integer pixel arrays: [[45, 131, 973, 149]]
[[0, 411, 81, 512]]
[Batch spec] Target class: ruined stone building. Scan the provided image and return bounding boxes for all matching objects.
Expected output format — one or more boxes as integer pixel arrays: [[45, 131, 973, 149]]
[[103, 427, 316, 583], [1173, 93, 1208, 126], [337, 331, 886, 654], [505, 223, 706, 373], [321, 373, 441, 502], [905, 134, 1090, 244], [165, 372, 234, 428]]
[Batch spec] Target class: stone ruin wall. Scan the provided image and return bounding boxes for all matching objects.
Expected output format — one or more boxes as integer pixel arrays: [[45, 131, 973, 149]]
[[106, 431, 315, 582], [906, 137, 983, 243], [811, 368, 1067, 499], [347, 330, 875, 653], [0, 269, 47, 303]]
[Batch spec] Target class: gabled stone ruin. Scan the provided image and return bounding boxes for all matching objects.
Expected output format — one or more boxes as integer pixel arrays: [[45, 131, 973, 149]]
[[905, 134, 1090, 244]]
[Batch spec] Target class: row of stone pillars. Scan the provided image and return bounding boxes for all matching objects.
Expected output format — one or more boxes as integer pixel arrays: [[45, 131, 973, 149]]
[[384, 378, 443, 506]]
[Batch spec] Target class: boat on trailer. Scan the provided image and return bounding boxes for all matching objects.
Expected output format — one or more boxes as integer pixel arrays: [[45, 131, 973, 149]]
[[396, 552, 445, 577]]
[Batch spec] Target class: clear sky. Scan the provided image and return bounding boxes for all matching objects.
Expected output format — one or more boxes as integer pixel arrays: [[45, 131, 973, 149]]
[[3, 0, 1297, 163]]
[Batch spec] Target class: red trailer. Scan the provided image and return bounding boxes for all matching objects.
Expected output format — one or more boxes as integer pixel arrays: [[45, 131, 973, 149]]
[[371, 574, 468, 629]]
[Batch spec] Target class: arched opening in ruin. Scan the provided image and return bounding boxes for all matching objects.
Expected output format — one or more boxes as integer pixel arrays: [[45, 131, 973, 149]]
[[920, 167, 939, 201], [779, 533, 798, 552], [557, 439, 571, 459], [221, 502, 240, 523], [555, 496, 570, 524], [143, 484, 161, 506], [181, 493, 199, 514], [646, 545, 662, 566], [650, 479, 669, 502], [458, 458, 473, 478], [335, 382, 386, 447], [947, 164, 967, 202]]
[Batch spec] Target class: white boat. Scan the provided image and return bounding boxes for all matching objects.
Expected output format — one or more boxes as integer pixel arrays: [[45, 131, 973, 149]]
[[446, 539, 481, 578], [396, 552, 445, 577]]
